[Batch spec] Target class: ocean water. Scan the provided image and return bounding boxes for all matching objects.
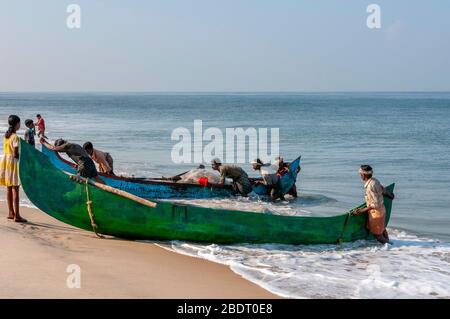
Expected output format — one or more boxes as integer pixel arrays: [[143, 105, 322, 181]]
[[1, 92, 449, 298]]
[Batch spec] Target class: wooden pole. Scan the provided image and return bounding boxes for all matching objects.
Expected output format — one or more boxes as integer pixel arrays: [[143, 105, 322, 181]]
[[67, 173, 157, 208]]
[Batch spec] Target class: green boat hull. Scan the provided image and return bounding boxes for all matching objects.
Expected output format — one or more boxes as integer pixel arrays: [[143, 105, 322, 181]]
[[19, 139, 394, 245]]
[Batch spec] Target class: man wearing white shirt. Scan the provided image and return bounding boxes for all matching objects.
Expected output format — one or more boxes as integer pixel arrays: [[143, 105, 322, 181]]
[[251, 158, 284, 200]]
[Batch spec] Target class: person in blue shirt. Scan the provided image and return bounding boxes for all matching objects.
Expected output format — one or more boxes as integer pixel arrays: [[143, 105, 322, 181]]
[[24, 119, 36, 146]]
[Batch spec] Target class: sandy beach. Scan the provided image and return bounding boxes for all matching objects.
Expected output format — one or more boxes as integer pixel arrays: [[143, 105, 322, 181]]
[[0, 194, 277, 299]]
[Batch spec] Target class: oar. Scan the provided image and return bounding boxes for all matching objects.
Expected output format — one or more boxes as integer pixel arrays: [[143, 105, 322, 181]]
[[66, 172, 157, 208], [337, 212, 352, 245], [337, 205, 366, 244]]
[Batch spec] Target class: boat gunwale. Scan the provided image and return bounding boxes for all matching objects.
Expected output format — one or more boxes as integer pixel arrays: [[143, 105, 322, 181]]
[[20, 139, 395, 244], [40, 143, 390, 221], [42, 144, 233, 189], [69, 165, 394, 223], [43, 144, 301, 192]]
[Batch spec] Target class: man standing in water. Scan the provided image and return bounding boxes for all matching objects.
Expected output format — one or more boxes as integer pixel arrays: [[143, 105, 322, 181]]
[[211, 158, 252, 196], [353, 165, 394, 244]]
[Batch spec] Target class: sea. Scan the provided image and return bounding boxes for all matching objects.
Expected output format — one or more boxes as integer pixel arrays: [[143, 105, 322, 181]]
[[1, 92, 449, 298]]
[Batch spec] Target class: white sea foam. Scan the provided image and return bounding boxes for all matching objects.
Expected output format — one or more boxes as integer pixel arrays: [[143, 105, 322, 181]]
[[168, 230, 450, 299]]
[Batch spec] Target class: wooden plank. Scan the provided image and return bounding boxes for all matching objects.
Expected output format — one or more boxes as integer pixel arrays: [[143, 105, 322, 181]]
[[66, 172, 158, 208]]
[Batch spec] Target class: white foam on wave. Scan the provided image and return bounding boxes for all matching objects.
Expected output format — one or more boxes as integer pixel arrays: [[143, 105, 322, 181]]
[[6, 173, 447, 298], [169, 229, 450, 299]]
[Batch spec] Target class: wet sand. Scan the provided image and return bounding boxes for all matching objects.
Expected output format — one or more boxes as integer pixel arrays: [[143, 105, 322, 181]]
[[0, 202, 277, 298]]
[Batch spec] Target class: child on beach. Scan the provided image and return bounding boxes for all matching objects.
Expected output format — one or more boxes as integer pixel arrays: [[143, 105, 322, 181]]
[[24, 119, 36, 146], [0, 115, 27, 222], [35, 114, 47, 138]]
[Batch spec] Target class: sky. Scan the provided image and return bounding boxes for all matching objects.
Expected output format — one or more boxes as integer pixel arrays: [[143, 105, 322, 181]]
[[0, 0, 449, 92]]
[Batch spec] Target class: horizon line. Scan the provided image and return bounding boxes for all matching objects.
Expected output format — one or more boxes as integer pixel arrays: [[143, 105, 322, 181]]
[[1, 90, 450, 94]]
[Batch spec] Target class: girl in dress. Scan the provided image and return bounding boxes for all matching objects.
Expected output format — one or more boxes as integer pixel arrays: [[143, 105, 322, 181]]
[[0, 115, 27, 222]]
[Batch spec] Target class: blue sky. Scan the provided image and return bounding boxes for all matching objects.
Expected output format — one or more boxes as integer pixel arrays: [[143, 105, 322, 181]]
[[1, 0, 449, 91]]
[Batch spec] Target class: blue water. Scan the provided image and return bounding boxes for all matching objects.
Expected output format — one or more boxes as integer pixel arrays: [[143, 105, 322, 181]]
[[1, 92, 449, 298]]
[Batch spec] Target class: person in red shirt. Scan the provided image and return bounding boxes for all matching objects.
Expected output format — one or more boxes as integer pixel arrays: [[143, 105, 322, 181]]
[[35, 114, 47, 138], [275, 157, 300, 198]]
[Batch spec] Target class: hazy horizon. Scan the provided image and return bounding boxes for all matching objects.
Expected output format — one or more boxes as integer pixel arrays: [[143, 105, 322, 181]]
[[2, 91, 450, 94]]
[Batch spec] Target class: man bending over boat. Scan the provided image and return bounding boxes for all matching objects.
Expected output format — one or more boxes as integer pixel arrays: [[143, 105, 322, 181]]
[[274, 156, 300, 198], [83, 142, 115, 175], [40, 138, 104, 184], [352, 165, 395, 244], [251, 158, 284, 201], [211, 158, 252, 196]]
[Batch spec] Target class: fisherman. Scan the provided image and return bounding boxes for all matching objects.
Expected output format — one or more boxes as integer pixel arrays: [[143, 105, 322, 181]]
[[83, 142, 115, 175], [211, 158, 252, 196], [251, 158, 284, 200], [352, 165, 395, 244], [274, 156, 300, 198], [40, 138, 103, 183]]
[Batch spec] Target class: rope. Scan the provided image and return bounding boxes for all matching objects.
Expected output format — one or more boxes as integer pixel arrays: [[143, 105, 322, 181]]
[[337, 211, 352, 245], [85, 178, 103, 238]]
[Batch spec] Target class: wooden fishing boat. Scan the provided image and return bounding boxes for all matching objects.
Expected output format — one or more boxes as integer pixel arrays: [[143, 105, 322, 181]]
[[40, 143, 301, 199], [20, 140, 394, 245]]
